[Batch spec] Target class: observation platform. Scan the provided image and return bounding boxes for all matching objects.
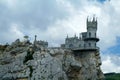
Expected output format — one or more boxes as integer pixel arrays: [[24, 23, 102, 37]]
[[84, 37, 99, 42], [72, 46, 99, 52]]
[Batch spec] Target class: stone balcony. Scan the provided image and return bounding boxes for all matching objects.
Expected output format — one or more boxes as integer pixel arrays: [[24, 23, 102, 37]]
[[84, 36, 99, 42], [72, 46, 99, 51]]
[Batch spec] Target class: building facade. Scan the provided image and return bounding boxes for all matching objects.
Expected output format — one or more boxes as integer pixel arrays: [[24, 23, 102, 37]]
[[61, 17, 99, 51]]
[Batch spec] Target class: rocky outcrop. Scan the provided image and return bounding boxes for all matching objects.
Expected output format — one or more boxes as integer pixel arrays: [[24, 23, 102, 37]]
[[0, 40, 104, 80]]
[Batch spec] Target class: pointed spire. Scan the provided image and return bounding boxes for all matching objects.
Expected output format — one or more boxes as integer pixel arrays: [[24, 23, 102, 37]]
[[34, 35, 37, 45], [79, 33, 82, 40], [93, 14, 96, 22], [74, 33, 76, 37], [35, 35, 37, 41], [87, 16, 89, 22], [95, 17, 97, 25], [66, 34, 68, 38], [93, 17, 95, 22]]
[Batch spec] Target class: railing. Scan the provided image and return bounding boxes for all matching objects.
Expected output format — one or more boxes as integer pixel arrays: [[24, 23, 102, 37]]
[[83, 36, 99, 41], [72, 46, 99, 51], [48, 47, 61, 49], [48, 46, 100, 51], [87, 35, 99, 38]]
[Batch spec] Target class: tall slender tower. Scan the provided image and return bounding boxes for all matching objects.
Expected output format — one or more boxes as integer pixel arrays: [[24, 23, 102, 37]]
[[34, 35, 37, 46], [84, 16, 99, 50]]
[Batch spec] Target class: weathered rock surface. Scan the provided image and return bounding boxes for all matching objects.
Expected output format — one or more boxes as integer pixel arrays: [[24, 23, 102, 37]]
[[0, 41, 104, 80]]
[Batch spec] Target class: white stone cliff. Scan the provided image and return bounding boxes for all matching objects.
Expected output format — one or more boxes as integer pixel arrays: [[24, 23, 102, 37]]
[[0, 39, 104, 80]]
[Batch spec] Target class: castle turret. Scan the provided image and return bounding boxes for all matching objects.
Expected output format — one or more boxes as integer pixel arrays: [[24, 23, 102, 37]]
[[87, 16, 97, 37], [83, 16, 99, 51], [63, 16, 99, 51], [34, 35, 37, 46], [85, 16, 99, 40]]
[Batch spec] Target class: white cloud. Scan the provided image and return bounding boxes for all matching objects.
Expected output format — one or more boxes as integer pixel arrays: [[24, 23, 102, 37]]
[[10, 23, 24, 40], [95, 0, 120, 51], [0, 0, 120, 73], [101, 54, 120, 73], [0, 0, 18, 9], [45, 0, 120, 73], [48, 0, 120, 51]]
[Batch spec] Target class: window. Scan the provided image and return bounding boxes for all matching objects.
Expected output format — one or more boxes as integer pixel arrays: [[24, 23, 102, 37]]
[[79, 44, 81, 47], [95, 33, 96, 37], [89, 32, 91, 37], [84, 44, 86, 48], [89, 43, 91, 47], [95, 43, 96, 47]]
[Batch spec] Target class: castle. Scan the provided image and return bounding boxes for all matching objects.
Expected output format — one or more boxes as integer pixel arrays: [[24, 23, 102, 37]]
[[61, 16, 99, 51], [22, 16, 99, 52], [0, 17, 104, 80]]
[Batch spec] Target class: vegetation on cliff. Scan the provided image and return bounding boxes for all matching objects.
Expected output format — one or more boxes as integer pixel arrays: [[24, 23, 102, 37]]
[[104, 73, 120, 80]]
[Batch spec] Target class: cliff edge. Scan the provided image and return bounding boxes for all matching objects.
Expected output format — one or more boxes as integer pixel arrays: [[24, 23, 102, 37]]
[[0, 39, 104, 80]]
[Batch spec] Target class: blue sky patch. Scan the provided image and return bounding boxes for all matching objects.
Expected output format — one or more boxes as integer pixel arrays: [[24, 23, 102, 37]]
[[107, 37, 120, 54], [97, 0, 107, 3]]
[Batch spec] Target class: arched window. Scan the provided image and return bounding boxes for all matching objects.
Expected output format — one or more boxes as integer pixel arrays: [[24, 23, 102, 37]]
[[89, 43, 91, 47], [84, 44, 86, 48], [95, 33, 96, 37], [89, 32, 91, 37], [79, 44, 81, 47], [95, 43, 96, 47]]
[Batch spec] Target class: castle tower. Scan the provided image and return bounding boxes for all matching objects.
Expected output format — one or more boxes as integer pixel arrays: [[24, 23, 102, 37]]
[[84, 16, 99, 50], [87, 16, 97, 38], [33, 35, 37, 47], [63, 16, 100, 51]]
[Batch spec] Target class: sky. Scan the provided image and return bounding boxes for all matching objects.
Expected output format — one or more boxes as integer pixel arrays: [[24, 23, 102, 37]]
[[0, 0, 120, 73]]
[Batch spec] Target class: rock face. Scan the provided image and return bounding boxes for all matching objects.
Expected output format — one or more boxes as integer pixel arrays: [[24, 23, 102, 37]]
[[0, 40, 104, 80]]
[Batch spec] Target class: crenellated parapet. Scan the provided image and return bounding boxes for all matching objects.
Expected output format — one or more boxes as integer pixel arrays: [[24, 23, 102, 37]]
[[87, 16, 97, 29]]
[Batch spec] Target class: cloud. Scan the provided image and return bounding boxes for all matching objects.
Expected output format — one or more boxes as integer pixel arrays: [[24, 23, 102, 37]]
[[0, 0, 120, 73], [96, 0, 120, 51], [101, 53, 120, 73], [41, 0, 120, 51], [0, 0, 70, 44], [10, 23, 24, 39]]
